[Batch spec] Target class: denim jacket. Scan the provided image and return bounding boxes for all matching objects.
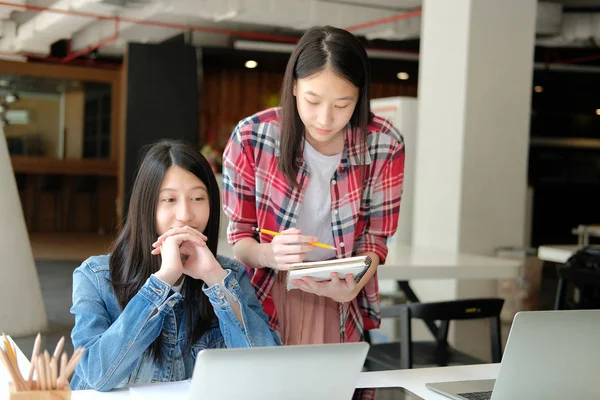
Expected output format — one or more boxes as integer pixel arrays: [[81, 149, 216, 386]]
[[70, 254, 281, 391]]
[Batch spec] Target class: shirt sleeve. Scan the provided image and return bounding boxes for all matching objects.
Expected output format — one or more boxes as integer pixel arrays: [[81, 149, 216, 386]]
[[203, 260, 281, 347], [222, 121, 259, 245], [354, 134, 405, 264]]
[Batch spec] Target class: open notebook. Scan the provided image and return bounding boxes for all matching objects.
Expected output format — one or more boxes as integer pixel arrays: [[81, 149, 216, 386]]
[[286, 255, 372, 290]]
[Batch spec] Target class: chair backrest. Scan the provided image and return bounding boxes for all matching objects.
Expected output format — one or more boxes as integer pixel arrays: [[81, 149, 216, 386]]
[[558, 266, 600, 287], [405, 298, 504, 321], [397, 298, 504, 368], [556, 266, 600, 309]]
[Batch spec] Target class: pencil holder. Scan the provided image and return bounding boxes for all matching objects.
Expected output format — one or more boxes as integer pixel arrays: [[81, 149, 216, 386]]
[[8, 382, 71, 400]]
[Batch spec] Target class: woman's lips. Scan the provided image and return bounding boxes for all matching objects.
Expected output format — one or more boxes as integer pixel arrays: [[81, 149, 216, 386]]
[[315, 127, 332, 135]]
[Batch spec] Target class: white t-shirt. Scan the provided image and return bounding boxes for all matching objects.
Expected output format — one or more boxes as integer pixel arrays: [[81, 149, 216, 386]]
[[294, 140, 342, 262]]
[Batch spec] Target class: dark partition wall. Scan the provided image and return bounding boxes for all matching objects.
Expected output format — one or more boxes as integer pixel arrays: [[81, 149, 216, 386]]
[[122, 41, 199, 217]]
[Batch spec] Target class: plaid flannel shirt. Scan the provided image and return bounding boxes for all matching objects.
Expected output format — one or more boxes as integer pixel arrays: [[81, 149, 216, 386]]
[[222, 107, 404, 343]]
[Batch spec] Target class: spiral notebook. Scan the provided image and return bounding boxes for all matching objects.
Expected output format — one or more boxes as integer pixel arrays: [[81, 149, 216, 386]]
[[286, 256, 372, 290]]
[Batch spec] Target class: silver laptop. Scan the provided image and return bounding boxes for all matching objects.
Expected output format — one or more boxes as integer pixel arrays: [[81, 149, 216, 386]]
[[188, 342, 369, 400], [426, 310, 600, 400]]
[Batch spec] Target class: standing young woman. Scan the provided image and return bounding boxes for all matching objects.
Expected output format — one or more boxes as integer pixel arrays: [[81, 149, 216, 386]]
[[222, 26, 405, 345]]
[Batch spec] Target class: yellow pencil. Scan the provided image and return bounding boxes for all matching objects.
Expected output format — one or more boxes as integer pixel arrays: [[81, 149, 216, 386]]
[[253, 227, 336, 251], [2, 333, 17, 363]]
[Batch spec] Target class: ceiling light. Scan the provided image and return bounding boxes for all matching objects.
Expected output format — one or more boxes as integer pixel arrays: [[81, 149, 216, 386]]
[[0, 80, 9, 87], [534, 86, 543, 93], [245, 60, 258, 69], [397, 72, 409, 80], [5, 93, 19, 103], [596, 109, 600, 116]]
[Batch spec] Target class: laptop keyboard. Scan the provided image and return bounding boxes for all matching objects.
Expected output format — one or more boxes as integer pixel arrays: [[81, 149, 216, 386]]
[[457, 391, 493, 400]]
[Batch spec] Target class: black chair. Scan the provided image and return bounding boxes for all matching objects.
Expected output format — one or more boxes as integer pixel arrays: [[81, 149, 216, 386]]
[[366, 298, 504, 371], [554, 265, 600, 310]]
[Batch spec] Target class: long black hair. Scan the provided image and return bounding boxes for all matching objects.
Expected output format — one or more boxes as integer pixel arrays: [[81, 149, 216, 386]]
[[279, 25, 373, 187], [109, 140, 220, 362]]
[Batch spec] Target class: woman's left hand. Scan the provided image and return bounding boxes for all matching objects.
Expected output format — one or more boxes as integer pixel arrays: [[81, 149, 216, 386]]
[[152, 226, 226, 286], [292, 272, 359, 303]]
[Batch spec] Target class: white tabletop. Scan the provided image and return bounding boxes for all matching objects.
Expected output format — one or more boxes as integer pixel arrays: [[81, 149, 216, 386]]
[[218, 242, 521, 281], [61, 364, 500, 400], [379, 245, 521, 280], [537, 245, 583, 264], [0, 338, 499, 400], [357, 363, 500, 399], [72, 364, 500, 400]]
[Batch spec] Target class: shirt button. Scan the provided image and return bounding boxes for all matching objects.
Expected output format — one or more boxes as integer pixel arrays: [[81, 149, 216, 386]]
[[333, 210, 338, 215], [331, 179, 336, 185], [340, 242, 345, 248], [216, 290, 225, 299], [168, 300, 176, 307]]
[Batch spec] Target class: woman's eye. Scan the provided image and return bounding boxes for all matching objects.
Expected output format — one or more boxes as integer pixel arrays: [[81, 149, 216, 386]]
[[335, 105, 349, 109], [306, 99, 318, 105], [193, 197, 205, 201], [162, 198, 175, 203]]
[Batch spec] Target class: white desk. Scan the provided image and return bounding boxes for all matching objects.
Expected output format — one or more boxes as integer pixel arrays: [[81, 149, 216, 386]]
[[66, 364, 499, 400], [538, 245, 584, 264], [3, 362, 499, 400], [77, 365, 501, 399], [1, 338, 499, 400], [380, 245, 520, 280], [357, 364, 500, 399], [218, 242, 521, 281]]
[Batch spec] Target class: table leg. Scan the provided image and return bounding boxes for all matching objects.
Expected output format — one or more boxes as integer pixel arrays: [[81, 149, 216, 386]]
[[397, 280, 439, 337]]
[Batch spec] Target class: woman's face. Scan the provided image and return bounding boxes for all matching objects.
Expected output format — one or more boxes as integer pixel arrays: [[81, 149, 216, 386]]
[[155, 165, 210, 236], [294, 67, 359, 154]]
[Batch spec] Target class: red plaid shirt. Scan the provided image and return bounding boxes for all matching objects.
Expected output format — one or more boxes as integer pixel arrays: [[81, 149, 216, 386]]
[[222, 107, 404, 342]]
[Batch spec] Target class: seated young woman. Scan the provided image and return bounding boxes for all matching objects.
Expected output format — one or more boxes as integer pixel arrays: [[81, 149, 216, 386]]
[[70, 140, 280, 391]]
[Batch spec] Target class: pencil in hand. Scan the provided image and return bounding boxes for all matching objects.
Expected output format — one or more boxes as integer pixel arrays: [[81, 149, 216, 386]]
[[252, 227, 337, 251]]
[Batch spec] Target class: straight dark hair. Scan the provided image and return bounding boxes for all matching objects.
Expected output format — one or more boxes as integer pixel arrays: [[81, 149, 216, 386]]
[[279, 25, 373, 187], [109, 140, 220, 362]]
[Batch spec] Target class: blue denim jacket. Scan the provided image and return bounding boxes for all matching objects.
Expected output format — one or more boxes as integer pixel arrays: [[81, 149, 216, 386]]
[[70, 254, 281, 391]]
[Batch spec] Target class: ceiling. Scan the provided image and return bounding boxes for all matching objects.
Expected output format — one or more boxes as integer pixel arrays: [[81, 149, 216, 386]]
[[0, 0, 599, 64]]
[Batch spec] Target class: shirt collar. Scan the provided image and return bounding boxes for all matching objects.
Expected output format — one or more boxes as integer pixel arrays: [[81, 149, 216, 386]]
[[274, 124, 372, 168]]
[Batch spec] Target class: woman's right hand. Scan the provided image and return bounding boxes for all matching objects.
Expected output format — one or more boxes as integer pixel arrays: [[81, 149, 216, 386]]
[[154, 232, 204, 285], [264, 228, 316, 271]]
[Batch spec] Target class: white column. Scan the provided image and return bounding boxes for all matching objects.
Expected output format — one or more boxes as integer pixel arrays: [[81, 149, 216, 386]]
[[411, 0, 537, 358], [0, 128, 47, 335]]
